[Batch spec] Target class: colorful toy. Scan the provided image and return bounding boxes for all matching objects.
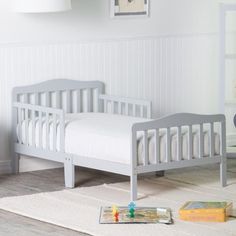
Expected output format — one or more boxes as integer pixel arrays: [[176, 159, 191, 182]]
[[128, 202, 136, 218], [112, 205, 119, 222]]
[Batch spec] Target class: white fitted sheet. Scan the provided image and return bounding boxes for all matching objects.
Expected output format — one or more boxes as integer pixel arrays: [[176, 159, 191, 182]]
[[17, 112, 220, 164]]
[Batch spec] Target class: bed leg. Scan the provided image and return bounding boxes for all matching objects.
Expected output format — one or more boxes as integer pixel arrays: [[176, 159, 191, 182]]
[[130, 174, 137, 202], [64, 156, 75, 188], [220, 157, 227, 187], [12, 153, 20, 174]]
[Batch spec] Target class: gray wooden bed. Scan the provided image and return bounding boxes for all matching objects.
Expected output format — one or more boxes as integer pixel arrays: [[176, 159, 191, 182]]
[[12, 79, 227, 201]]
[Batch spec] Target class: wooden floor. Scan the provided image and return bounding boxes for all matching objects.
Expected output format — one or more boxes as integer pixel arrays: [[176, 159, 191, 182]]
[[0, 159, 235, 236], [0, 167, 128, 236]]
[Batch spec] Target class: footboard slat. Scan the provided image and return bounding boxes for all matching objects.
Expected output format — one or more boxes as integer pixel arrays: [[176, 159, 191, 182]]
[[45, 112, 49, 150], [39, 111, 43, 148], [32, 109, 36, 147], [220, 122, 226, 156], [210, 123, 214, 157], [143, 131, 148, 166], [188, 125, 193, 160], [25, 108, 29, 146], [166, 128, 171, 163], [177, 126, 182, 161], [199, 124, 204, 158], [155, 129, 160, 164], [53, 114, 57, 152], [18, 107, 22, 144]]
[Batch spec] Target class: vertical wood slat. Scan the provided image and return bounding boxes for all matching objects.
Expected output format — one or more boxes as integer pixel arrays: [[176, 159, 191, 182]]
[[155, 129, 160, 164], [46, 92, 50, 107], [32, 109, 36, 147], [118, 102, 122, 115], [177, 126, 182, 161], [220, 121, 226, 156], [210, 123, 214, 157], [23, 94, 28, 120], [188, 125, 193, 160], [45, 112, 49, 150], [143, 130, 148, 166], [104, 100, 108, 113], [132, 131, 138, 168], [147, 104, 151, 119], [111, 101, 115, 114], [56, 91, 61, 109], [199, 124, 204, 158], [125, 103, 129, 116], [76, 90, 81, 112], [132, 104, 136, 117], [35, 93, 39, 105], [87, 88, 92, 112], [60, 112, 65, 152], [25, 108, 29, 146], [18, 107, 22, 144], [166, 128, 171, 162], [23, 94, 28, 103], [66, 90, 71, 113], [53, 113, 57, 152], [38, 111, 43, 148], [140, 106, 144, 118]]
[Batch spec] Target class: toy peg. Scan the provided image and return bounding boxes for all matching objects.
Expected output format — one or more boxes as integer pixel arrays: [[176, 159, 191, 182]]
[[112, 205, 119, 222], [114, 211, 119, 222], [128, 202, 136, 218]]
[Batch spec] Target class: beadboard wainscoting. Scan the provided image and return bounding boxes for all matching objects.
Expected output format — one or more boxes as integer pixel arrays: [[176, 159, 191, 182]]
[[0, 33, 219, 172]]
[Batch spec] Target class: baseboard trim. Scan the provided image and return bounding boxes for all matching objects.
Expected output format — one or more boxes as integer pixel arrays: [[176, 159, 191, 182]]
[[0, 160, 12, 175]]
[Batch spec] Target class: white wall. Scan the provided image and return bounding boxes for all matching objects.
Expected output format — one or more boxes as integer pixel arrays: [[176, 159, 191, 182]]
[[0, 0, 235, 43], [0, 0, 236, 172]]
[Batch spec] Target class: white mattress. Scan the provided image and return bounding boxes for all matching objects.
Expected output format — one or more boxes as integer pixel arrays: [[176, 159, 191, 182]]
[[17, 112, 220, 165]]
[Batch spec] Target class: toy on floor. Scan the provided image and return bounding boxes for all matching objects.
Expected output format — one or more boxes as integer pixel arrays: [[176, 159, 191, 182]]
[[112, 205, 119, 222], [128, 202, 136, 218], [179, 201, 233, 222], [99, 202, 172, 224]]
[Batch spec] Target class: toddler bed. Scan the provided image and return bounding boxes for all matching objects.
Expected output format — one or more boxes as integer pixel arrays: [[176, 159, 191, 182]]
[[12, 79, 227, 201]]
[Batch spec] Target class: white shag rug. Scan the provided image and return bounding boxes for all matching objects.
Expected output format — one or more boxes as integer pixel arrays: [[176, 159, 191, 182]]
[[0, 167, 236, 236]]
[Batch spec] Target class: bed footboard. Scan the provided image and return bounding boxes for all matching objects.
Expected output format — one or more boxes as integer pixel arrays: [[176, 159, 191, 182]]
[[130, 113, 226, 201]]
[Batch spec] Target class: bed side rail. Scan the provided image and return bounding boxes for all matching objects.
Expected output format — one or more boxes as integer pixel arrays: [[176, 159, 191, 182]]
[[131, 113, 226, 170], [13, 102, 65, 152], [99, 94, 152, 119]]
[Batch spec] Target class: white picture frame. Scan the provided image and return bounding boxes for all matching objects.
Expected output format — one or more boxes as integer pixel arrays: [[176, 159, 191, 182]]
[[110, 0, 150, 18]]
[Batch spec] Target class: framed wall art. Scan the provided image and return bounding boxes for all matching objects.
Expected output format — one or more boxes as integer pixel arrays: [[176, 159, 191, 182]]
[[110, 0, 150, 18]]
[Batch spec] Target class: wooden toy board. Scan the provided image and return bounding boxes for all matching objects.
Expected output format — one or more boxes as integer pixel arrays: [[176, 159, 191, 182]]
[[99, 207, 172, 224]]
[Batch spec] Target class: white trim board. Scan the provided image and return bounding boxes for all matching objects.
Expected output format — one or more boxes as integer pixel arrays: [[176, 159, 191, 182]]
[[0, 32, 219, 48]]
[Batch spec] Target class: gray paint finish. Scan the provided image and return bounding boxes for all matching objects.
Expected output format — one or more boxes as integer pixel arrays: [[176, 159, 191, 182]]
[[12, 79, 227, 201]]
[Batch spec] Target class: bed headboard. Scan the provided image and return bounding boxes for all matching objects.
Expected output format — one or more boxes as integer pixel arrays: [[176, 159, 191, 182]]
[[12, 79, 105, 113]]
